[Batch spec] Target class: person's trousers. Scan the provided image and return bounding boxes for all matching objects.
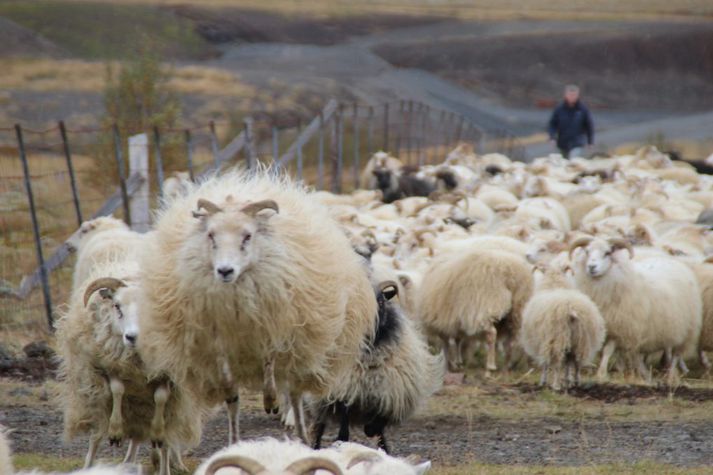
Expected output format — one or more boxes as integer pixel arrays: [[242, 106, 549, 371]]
[[559, 147, 583, 159]]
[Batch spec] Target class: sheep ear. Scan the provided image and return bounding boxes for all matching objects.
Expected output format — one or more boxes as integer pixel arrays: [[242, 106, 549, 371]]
[[380, 281, 399, 301], [397, 274, 412, 288]]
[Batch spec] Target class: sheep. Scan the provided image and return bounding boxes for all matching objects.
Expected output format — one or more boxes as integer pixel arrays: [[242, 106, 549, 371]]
[[137, 170, 377, 443], [194, 438, 431, 475], [66, 216, 144, 294], [520, 263, 606, 390], [690, 259, 713, 370], [56, 260, 201, 475], [161, 171, 193, 203], [417, 248, 533, 374], [310, 281, 443, 453], [569, 237, 702, 384], [360, 152, 402, 190]]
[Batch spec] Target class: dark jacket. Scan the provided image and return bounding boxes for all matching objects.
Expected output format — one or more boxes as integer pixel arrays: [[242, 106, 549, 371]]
[[547, 101, 594, 151]]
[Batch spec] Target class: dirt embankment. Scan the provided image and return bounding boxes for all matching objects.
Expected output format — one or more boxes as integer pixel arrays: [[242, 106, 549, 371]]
[[374, 25, 713, 111]]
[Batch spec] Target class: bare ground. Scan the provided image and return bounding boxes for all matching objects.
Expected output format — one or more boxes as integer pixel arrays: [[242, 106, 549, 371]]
[[5, 378, 713, 468]]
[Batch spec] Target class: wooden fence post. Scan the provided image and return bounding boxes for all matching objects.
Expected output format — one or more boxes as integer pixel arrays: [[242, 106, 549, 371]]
[[112, 124, 131, 225], [58, 120, 83, 226], [336, 104, 344, 193], [209, 120, 220, 167], [15, 124, 53, 329], [383, 103, 390, 152], [318, 112, 325, 190], [243, 117, 257, 172], [128, 133, 150, 232], [184, 129, 194, 181], [352, 102, 360, 190]]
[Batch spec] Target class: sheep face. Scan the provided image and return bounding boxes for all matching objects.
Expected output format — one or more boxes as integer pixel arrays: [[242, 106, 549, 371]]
[[192, 198, 279, 284], [570, 238, 633, 279], [67, 216, 127, 252], [372, 168, 394, 192], [84, 278, 141, 349]]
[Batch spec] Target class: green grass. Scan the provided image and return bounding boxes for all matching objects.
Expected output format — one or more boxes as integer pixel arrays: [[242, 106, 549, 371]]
[[0, 1, 213, 59]]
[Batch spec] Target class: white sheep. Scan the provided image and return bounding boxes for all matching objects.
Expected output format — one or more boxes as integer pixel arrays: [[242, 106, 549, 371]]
[[161, 171, 193, 204], [310, 281, 443, 453], [137, 170, 377, 443], [56, 260, 201, 475], [417, 248, 533, 374], [520, 263, 606, 390], [570, 237, 702, 384], [194, 438, 431, 475], [67, 216, 144, 294]]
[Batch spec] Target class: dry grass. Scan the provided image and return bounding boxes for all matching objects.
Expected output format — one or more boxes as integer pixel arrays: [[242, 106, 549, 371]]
[[70, 0, 713, 21], [0, 59, 256, 96]]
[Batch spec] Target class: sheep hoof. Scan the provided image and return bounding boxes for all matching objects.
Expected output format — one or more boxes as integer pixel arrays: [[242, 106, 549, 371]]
[[263, 394, 278, 414], [151, 440, 164, 449], [108, 437, 122, 447], [271, 407, 279, 415]]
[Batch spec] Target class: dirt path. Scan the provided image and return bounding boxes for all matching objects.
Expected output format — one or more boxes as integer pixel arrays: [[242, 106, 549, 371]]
[[5, 382, 713, 467]]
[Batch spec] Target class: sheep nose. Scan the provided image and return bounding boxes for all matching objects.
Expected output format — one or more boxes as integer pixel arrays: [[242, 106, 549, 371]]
[[217, 266, 234, 279], [124, 333, 137, 345], [588, 264, 597, 273]]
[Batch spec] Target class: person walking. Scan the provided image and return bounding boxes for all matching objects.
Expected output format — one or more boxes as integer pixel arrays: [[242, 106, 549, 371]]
[[548, 85, 594, 158]]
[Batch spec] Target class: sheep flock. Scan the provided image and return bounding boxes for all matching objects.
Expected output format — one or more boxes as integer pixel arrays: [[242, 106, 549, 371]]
[[5, 142, 713, 474]]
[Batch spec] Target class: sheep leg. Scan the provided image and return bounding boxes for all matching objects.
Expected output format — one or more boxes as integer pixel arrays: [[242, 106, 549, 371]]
[[485, 325, 498, 375], [636, 354, 652, 384], [445, 337, 461, 372], [122, 439, 139, 464], [83, 433, 102, 468], [289, 390, 308, 442], [311, 417, 327, 450], [700, 351, 712, 372], [263, 354, 278, 414], [150, 383, 170, 447], [365, 417, 389, 454], [336, 401, 350, 442], [666, 352, 680, 387], [225, 393, 240, 444], [551, 363, 562, 391], [108, 376, 125, 446], [574, 360, 581, 387], [157, 445, 170, 475], [678, 357, 690, 375], [596, 340, 617, 381], [170, 446, 188, 471], [539, 365, 548, 386]]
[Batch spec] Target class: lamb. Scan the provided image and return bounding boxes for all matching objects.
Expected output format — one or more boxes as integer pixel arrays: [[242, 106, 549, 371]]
[[520, 263, 606, 390], [194, 438, 431, 475], [417, 248, 533, 374], [66, 216, 145, 294], [55, 260, 201, 475], [137, 170, 376, 443], [569, 237, 702, 384], [310, 281, 443, 453]]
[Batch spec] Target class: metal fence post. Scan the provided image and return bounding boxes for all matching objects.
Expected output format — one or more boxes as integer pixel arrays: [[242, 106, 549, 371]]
[[272, 127, 279, 164], [352, 102, 360, 190], [112, 124, 131, 225], [58, 121, 83, 226], [367, 106, 374, 157], [244, 117, 257, 173], [317, 112, 325, 190], [153, 126, 165, 197], [128, 133, 150, 232], [395, 100, 404, 158], [407, 100, 413, 164], [209, 120, 220, 167], [15, 124, 53, 330], [336, 104, 344, 193], [184, 129, 194, 181], [383, 103, 390, 152], [330, 115, 339, 193], [296, 119, 303, 181]]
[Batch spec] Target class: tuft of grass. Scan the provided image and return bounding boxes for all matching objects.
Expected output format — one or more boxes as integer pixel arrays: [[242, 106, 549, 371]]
[[432, 461, 713, 474]]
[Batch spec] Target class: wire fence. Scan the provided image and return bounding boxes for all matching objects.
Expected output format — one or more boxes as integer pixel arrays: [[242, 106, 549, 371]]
[[0, 99, 522, 335]]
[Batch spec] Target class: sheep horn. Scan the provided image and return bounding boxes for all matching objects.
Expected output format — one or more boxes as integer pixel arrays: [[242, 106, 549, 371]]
[[285, 456, 343, 475], [379, 280, 399, 300], [241, 200, 279, 217], [83, 278, 126, 307], [196, 198, 222, 215], [608, 238, 634, 259], [346, 452, 381, 469], [203, 455, 267, 475], [568, 237, 593, 260]]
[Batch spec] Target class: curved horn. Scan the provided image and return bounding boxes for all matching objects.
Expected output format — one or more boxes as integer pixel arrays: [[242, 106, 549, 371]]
[[196, 198, 222, 215], [568, 237, 593, 260], [608, 238, 634, 259], [379, 280, 399, 300], [203, 455, 267, 475], [241, 200, 279, 217], [346, 452, 381, 469], [83, 278, 126, 307], [285, 456, 343, 475]]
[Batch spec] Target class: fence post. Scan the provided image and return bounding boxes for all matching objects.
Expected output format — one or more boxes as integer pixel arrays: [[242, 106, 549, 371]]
[[352, 102, 360, 190], [58, 121, 83, 226], [153, 126, 165, 197], [330, 115, 339, 193], [128, 133, 150, 232], [272, 127, 279, 165], [395, 100, 404, 158], [336, 104, 344, 193], [243, 117, 258, 173], [112, 124, 131, 225], [406, 100, 413, 164], [184, 129, 194, 181], [455, 115, 465, 143], [383, 103, 390, 152], [15, 124, 53, 330], [367, 106, 374, 157], [209, 120, 220, 167], [318, 112, 325, 190], [296, 119, 303, 181]]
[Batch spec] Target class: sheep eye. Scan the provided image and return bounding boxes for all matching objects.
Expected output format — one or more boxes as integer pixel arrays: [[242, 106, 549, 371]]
[[207, 232, 215, 241], [114, 304, 123, 319], [241, 233, 252, 249]]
